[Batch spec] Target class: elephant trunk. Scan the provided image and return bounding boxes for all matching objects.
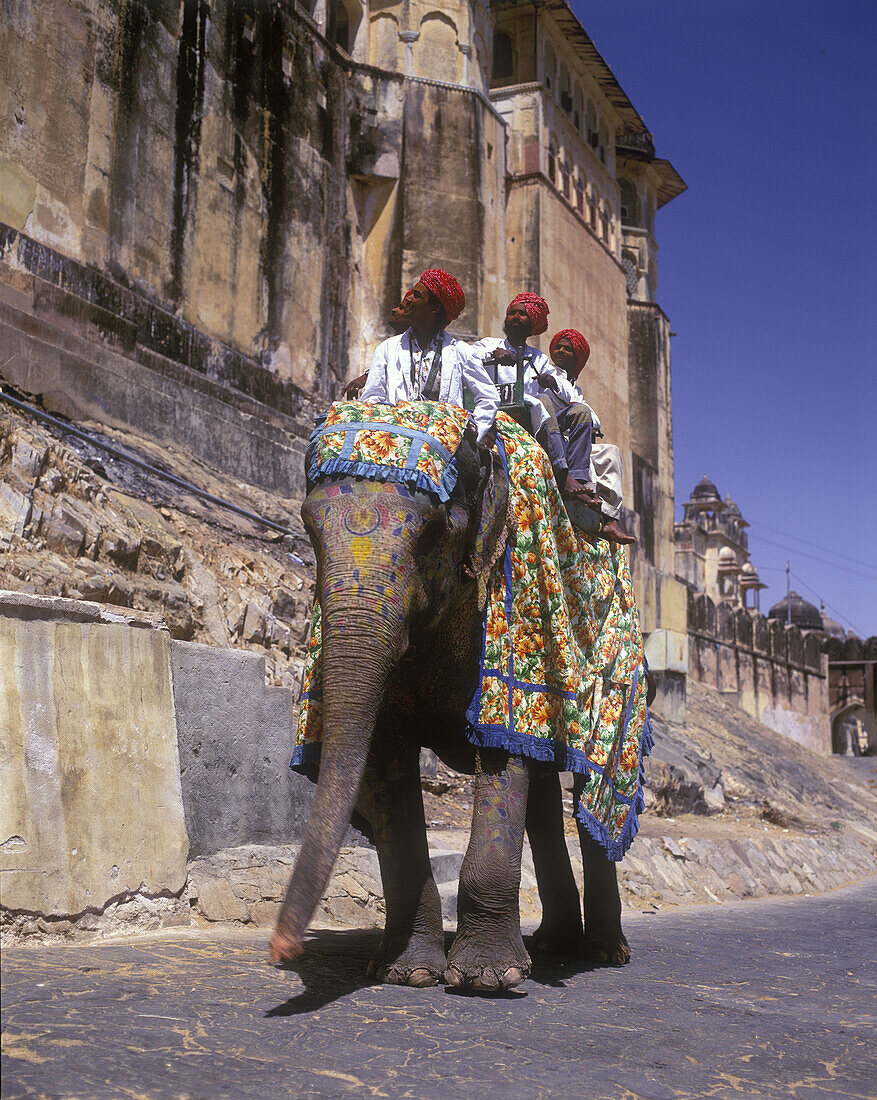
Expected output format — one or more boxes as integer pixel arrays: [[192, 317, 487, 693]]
[[270, 600, 404, 966]]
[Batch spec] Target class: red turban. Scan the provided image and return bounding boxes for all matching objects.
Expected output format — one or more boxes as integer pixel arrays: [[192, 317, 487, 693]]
[[418, 269, 465, 323], [508, 292, 550, 336], [549, 328, 591, 370]]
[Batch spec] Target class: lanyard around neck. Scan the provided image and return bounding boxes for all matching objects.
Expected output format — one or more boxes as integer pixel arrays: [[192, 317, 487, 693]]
[[409, 334, 443, 397]]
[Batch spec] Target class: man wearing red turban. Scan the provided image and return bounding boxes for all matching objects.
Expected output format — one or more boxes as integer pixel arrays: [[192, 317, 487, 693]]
[[471, 294, 596, 502], [360, 270, 499, 441], [545, 329, 634, 544]]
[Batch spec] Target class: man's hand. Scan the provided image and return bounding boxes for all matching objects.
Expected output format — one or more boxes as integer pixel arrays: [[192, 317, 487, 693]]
[[343, 372, 369, 399], [534, 371, 559, 392], [481, 427, 497, 450], [485, 348, 516, 366]]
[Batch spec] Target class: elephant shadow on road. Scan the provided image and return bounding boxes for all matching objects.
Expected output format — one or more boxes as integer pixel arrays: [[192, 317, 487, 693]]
[[265, 929, 604, 1016]]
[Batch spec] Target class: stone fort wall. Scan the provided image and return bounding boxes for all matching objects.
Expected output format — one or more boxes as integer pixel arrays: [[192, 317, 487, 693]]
[[687, 590, 830, 755]]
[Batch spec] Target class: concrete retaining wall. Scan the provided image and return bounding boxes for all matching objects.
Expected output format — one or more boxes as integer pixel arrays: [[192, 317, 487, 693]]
[[0, 592, 188, 921], [0, 590, 327, 940]]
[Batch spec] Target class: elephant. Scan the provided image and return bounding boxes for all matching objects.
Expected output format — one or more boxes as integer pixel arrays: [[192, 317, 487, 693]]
[[269, 426, 629, 989]]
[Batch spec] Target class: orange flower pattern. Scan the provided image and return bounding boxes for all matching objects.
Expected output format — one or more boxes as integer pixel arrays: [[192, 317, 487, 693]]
[[471, 414, 650, 860]]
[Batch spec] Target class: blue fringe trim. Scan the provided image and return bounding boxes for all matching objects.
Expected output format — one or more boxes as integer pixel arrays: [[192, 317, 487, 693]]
[[573, 681, 655, 863], [465, 723, 597, 778], [305, 456, 460, 504], [290, 740, 322, 782]]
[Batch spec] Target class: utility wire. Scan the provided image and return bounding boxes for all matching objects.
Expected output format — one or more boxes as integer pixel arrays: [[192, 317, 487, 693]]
[[0, 388, 306, 562], [747, 519, 875, 572], [790, 570, 866, 638], [747, 531, 877, 582]]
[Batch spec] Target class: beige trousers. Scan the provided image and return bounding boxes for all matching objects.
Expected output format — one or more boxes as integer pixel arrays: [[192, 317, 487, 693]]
[[591, 443, 623, 519]]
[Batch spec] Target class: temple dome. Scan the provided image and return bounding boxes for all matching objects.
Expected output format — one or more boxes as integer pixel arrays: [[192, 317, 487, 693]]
[[718, 546, 737, 565], [820, 604, 845, 641], [723, 496, 741, 516], [692, 475, 721, 502], [767, 591, 823, 631]]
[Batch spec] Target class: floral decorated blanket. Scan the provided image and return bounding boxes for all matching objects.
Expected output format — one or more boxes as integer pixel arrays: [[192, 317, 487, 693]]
[[294, 402, 652, 861], [307, 399, 473, 503], [467, 414, 652, 860]]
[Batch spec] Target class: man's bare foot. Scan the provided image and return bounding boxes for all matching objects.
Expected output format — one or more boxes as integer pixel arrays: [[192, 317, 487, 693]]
[[601, 517, 635, 545], [563, 478, 602, 509]]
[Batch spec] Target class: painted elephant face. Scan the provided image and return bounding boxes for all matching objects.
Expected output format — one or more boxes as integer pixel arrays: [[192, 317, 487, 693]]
[[301, 439, 510, 654], [302, 481, 463, 646]]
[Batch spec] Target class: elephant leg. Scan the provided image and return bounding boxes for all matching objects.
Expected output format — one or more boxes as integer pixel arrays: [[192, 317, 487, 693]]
[[525, 769, 583, 953], [357, 730, 446, 987], [573, 774, 630, 965], [446, 749, 531, 991]]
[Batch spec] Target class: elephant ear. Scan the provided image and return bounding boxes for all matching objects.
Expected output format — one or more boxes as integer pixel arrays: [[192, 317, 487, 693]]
[[467, 443, 513, 610]]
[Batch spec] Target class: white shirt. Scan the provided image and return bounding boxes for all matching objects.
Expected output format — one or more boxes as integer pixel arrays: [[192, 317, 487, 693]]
[[361, 330, 500, 441], [469, 338, 582, 433]]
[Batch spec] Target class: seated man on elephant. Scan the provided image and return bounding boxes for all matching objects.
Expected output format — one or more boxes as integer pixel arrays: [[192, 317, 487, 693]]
[[359, 269, 499, 444], [471, 294, 594, 505], [541, 329, 635, 545]]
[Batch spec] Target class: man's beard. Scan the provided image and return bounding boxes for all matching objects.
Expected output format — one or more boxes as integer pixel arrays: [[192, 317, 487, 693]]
[[503, 320, 529, 344]]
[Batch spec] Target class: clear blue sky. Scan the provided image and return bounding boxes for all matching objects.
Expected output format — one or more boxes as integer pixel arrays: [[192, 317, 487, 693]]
[[571, 0, 877, 638]]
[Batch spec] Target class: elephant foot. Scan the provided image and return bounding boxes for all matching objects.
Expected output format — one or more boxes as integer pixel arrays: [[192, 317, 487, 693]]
[[367, 930, 447, 987], [445, 927, 531, 991], [580, 925, 631, 966], [531, 909, 584, 955]]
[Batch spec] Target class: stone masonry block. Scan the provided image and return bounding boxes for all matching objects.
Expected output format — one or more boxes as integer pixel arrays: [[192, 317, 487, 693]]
[[0, 591, 188, 918], [170, 640, 353, 859]]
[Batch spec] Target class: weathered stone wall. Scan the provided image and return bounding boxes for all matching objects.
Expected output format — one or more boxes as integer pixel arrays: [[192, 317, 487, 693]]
[[686, 591, 831, 755], [0, 0, 365, 396], [398, 79, 508, 342], [627, 301, 675, 576], [0, 1, 512, 390]]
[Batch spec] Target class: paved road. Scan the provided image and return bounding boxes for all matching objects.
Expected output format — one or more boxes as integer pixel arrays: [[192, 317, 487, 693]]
[[3, 880, 875, 1100]]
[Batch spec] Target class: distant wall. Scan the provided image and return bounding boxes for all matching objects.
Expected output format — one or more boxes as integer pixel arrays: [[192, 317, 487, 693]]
[[686, 591, 830, 755]]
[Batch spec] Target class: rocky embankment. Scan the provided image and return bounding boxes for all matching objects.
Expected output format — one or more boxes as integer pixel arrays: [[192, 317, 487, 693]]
[[0, 400, 315, 691]]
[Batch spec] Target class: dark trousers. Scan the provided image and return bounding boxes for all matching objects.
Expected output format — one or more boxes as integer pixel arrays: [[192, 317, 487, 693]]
[[535, 397, 593, 487]]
